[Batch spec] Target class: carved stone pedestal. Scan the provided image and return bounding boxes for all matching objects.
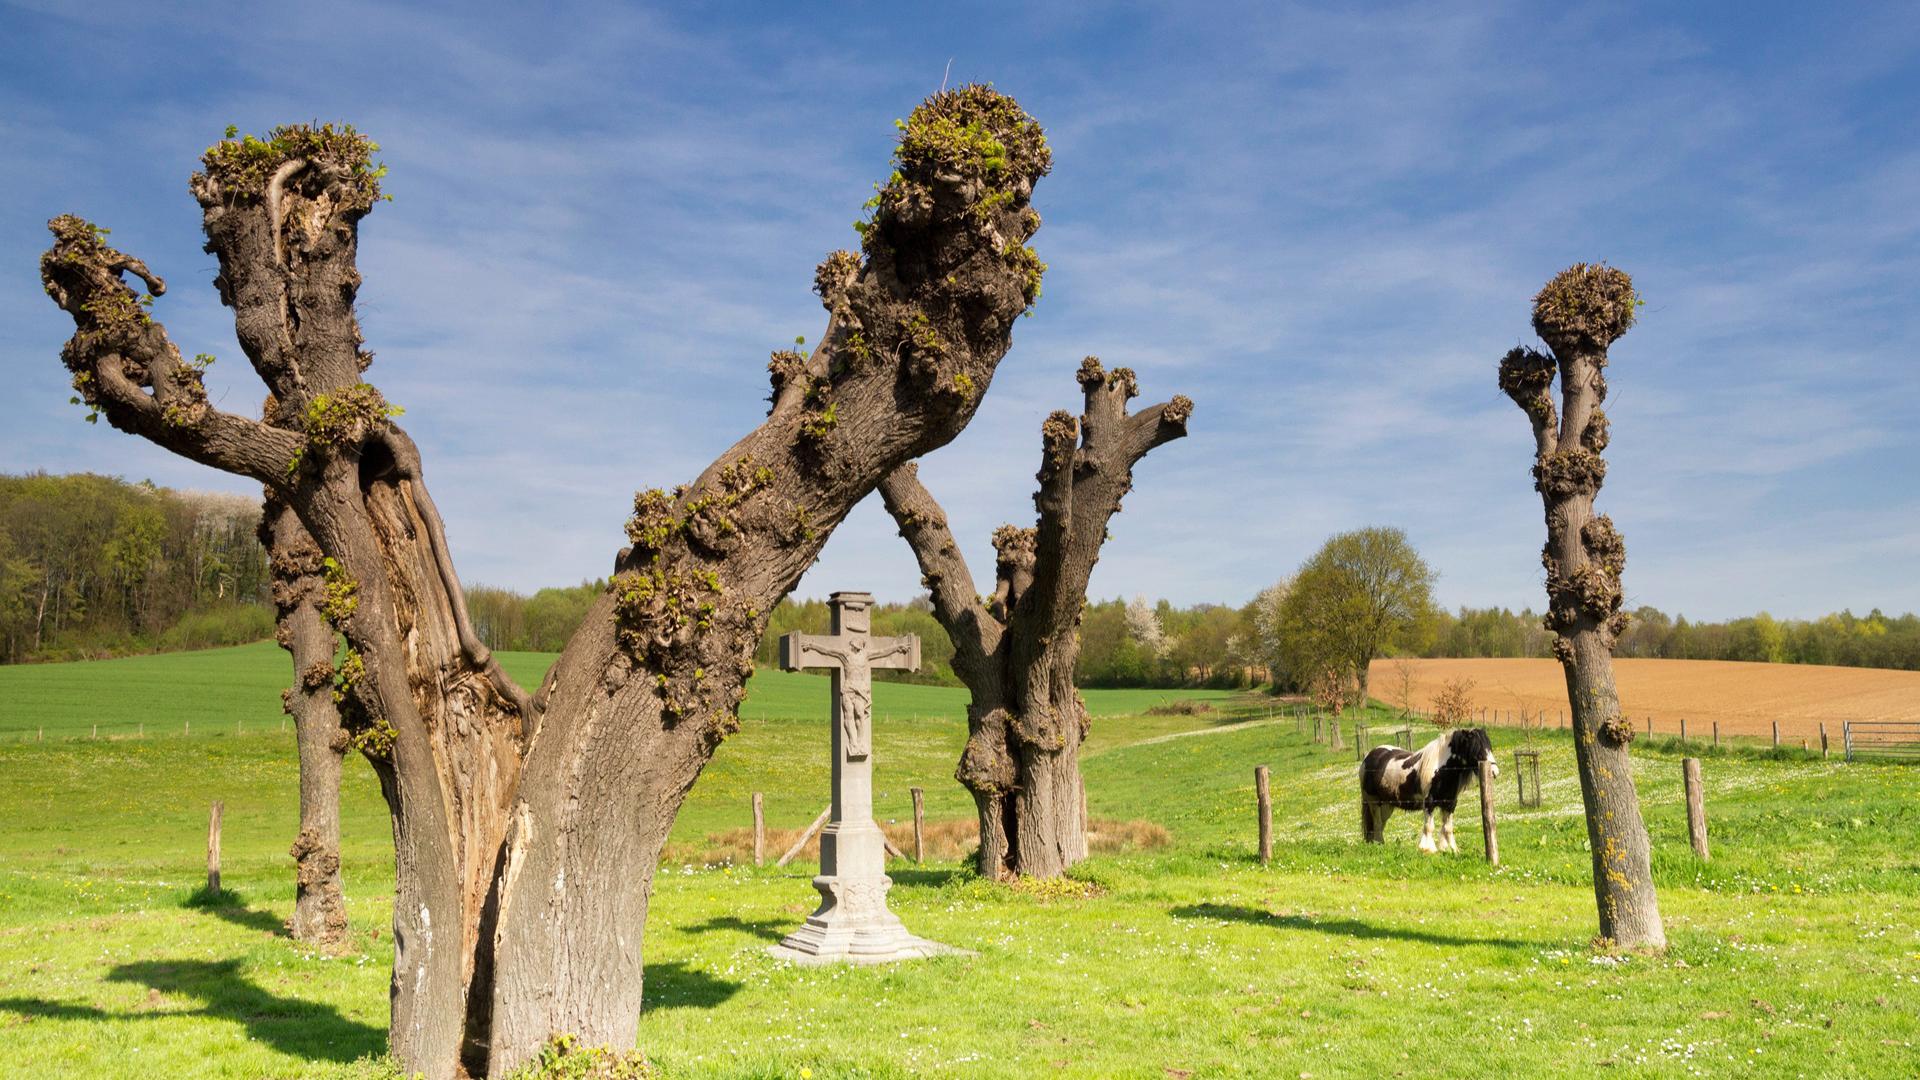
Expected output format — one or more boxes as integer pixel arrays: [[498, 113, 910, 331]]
[[767, 866, 961, 966]]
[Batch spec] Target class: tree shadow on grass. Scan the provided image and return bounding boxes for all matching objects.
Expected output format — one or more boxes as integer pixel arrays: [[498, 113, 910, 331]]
[[680, 914, 790, 942], [0, 957, 384, 1062], [1170, 903, 1538, 951], [182, 885, 286, 936], [643, 960, 742, 1012]]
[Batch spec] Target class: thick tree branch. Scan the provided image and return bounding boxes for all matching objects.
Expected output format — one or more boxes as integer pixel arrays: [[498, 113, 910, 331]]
[[191, 125, 385, 407], [40, 216, 303, 484], [538, 85, 1055, 742], [1012, 359, 1192, 664], [378, 428, 534, 723], [1118, 396, 1194, 462], [877, 463, 1000, 683], [988, 525, 1037, 625], [1497, 345, 1558, 459], [1014, 409, 1080, 638]]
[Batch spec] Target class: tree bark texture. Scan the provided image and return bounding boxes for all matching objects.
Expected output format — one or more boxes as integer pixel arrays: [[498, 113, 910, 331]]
[[40, 88, 1052, 1077], [879, 358, 1190, 879], [1499, 264, 1665, 951], [264, 500, 350, 947]]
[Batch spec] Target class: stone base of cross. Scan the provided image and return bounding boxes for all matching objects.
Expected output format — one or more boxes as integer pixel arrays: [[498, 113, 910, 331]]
[[766, 590, 966, 966]]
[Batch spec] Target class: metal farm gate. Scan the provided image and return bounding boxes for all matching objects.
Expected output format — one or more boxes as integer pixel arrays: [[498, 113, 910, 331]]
[[1843, 720, 1920, 763]]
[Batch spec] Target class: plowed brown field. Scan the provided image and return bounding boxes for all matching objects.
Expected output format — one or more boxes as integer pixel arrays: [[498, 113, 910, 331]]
[[1366, 657, 1919, 740]]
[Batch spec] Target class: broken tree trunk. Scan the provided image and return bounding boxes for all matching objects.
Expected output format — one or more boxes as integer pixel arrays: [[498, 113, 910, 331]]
[[879, 358, 1190, 880], [1498, 264, 1665, 951], [40, 87, 1052, 1078]]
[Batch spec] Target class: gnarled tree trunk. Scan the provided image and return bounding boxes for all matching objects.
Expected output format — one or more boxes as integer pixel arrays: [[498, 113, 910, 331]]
[[880, 359, 1190, 880], [1499, 264, 1665, 951], [264, 500, 350, 947], [41, 87, 1052, 1077]]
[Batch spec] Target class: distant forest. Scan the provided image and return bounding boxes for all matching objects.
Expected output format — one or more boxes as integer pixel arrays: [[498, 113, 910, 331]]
[[6, 472, 1918, 679], [0, 472, 271, 662], [1423, 603, 1920, 671]]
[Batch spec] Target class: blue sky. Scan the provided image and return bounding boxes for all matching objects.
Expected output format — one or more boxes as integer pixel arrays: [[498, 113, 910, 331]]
[[3, 1, 1916, 621]]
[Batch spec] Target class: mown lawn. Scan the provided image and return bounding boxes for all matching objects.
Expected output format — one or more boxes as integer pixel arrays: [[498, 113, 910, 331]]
[[0, 647, 1915, 1077]]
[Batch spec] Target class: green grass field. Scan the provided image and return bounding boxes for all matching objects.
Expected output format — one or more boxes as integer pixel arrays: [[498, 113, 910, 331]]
[[1, 645, 1915, 1077]]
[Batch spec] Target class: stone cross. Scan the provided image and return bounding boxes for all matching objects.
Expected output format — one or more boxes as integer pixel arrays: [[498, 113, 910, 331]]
[[780, 594, 918, 761], [768, 590, 960, 965]]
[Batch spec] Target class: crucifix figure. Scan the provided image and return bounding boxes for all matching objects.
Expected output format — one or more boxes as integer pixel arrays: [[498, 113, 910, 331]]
[[783, 601, 916, 760], [769, 590, 960, 965]]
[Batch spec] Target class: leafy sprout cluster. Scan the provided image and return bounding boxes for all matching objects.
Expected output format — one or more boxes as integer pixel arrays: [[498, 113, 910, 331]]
[[200, 123, 389, 207]]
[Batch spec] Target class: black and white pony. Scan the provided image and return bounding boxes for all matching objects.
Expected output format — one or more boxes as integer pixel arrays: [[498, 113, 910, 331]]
[[1359, 728, 1497, 853]]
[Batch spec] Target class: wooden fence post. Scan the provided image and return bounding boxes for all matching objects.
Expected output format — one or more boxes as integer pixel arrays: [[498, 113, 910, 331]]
[[1680, 717, 1687, 745], [91, 723, 97, 739], [1645, 716, 1652, 738], [1330, 719, 1343, 752], [1477, 761, 1499, 866], [207, 800, 224, 894], [912, 786, 926, 863], [1682, 758, 1709, 861], [751, 792, 765, 866], [1712, 721, 1719, 750], [1820, 723, 1829, 759], [1077, 775, 1089, 861], [1254, 765, 1272, 864], [1771, 720, 1778, 749]]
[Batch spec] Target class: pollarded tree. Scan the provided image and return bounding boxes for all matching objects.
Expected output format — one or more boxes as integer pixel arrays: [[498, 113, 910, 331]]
[[878, 358, 1190, 879], [40, 86, 1051, 1077], [261, 499, 350, 947], [1498, 263, 1665, 951]]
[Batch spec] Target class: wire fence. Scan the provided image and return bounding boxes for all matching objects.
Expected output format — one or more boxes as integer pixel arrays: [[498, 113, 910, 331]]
[[0, 717, 294, 742]]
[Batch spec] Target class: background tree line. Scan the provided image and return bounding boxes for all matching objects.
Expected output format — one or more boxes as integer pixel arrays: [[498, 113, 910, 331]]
[[8, 473, 1918, 678], [0, 472, 272, 662], [1422, 602, 1920, 671]]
